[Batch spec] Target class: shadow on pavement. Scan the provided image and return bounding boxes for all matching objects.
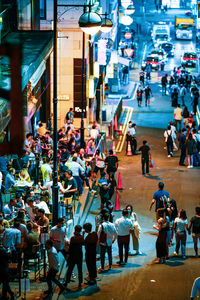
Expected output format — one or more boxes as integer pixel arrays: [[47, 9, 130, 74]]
[[62, 284, 100, 299], [145, 174, 163, 180], [164, 260, 184, 267]]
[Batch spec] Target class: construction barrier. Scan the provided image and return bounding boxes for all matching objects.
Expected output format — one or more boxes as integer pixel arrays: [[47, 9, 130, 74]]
[[126, 141, 132, 156], [114, 191, 120, 211]]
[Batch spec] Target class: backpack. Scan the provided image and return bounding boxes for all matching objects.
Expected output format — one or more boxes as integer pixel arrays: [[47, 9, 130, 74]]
[[167, 132, 173, 144], [158, 194, 168, 209]]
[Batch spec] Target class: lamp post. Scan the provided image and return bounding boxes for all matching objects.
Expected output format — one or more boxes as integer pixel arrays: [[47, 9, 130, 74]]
[[52, 1, 112, 224], [52, 0, 59, 226]]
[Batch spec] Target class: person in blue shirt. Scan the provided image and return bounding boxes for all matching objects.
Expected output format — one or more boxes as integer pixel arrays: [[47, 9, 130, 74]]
[[5, 168, 16, 192], [0, 155, 8, 177], [149, 182, 170, 220]]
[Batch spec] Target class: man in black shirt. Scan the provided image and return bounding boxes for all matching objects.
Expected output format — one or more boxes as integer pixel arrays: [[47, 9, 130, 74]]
[[188, 207, 200, 257], [138, 140, 151, 175], [144, 84, 152, 106], [65, 225, 84, 289], [105, 150, 118, 178], [83, 223, 98, 285], [63, 170, 78, 200]]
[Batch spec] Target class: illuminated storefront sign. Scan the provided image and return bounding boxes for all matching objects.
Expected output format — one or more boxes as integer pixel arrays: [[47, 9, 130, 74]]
[[97, 39, 107, 65], [94, 62, 99, 78], [106, 63, 114, 78]]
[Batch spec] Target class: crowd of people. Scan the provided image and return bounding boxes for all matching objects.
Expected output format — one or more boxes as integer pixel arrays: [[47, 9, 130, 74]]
[[0, 107, 126, 297], [150, 182, 200, 264]]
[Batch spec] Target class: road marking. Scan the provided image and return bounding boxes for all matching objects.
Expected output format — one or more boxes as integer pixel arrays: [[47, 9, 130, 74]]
[[117, 107, 133, 153]]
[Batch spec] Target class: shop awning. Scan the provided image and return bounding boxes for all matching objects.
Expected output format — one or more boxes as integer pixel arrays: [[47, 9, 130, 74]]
[[0, 31, 53, 133], [1, 30, 53, 91]]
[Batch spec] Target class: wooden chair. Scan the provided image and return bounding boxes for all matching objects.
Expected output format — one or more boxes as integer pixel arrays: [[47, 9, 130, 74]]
[[64, 196, 74, 222], [23, 243, 41, 281]]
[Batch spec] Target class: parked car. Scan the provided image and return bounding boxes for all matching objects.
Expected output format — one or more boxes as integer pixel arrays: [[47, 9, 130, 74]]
[[181, 52, 197, 68]]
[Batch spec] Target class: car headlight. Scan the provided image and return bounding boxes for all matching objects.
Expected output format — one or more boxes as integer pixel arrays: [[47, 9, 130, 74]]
[[177, 33, 181, 37], [152, 64, 157, 67]]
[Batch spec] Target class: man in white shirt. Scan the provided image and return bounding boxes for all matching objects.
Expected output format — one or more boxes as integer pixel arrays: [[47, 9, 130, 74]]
[[50, 217, 67, 257], [45, 240, 65, 295], [89, 125, 99, 141], [115, 209, 134, 265], [65, 157, 85, 195], [191, 277, 200, 300], [98, 213, 117, 271], [173, 104, 182, 133]]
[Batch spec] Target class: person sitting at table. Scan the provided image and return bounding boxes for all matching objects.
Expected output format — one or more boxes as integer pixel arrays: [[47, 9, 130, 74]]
[[16, 193, 25, 210], [19, 168, 31, 183], [33, 208, 49, 234], [4, 168, 16, 192], [25, 197, 36, 222], [3, 198, 17, 220], [0, 213, 10, 228], [63, 169, 78, 201], [35, 195, 50, 214]]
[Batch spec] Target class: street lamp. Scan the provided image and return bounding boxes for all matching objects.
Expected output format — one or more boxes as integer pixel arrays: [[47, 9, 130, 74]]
[[52, 1, 112, 225], [100, 13, 113, 33]]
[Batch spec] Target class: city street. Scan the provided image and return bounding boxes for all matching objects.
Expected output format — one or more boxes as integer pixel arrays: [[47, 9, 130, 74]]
[[1, 0, 200, 300]]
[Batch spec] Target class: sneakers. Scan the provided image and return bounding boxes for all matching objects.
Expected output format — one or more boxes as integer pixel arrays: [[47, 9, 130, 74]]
[[168, 155, 171, 158], [173, 251, 178, 256], [182, 255, 186, 259], [135, 250, 142, 255]]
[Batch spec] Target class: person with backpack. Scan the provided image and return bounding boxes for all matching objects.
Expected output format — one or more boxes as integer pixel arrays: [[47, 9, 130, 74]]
[[97, 213, 117, 272], [65, 108, 73, 124], [164, 125, 174, 157], [149, 182, 170, 220]]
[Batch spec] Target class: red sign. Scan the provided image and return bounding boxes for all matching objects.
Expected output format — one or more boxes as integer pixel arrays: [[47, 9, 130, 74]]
[[125, 48, 134, 58], [125, 32, 131, 39]]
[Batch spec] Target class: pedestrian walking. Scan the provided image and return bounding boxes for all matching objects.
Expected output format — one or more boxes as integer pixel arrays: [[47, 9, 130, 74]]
[[173, 104, 182, 133], [98, 213, 117, 272], [105, 150, 119, 178], [186, 133, 197, 168], [65, 225, 84, 289], [83, 223, 98, 285], [161, 74, 168, 95], [138, 140, 151, 175], [126, 204, 142, 255], [115, 209, 134, 265], [180, 84, 186, 106], [153, 210, 168, 263], [171, 88, 179, 107], [173, 209, 188, 259], [149, 182, 170, 220], [137, 86, 143, 106], [50, 217, 67, 258], [44, 240, 65, 295], [130, 124, 137, 155], [178, 128, 187, 166], [144, 84, 152, 106], [188, 207, 200, 257], [164, 125, 174, 157]]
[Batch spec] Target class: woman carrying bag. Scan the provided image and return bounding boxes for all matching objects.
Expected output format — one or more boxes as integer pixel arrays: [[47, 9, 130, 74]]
[[126, 204, 142, 255]]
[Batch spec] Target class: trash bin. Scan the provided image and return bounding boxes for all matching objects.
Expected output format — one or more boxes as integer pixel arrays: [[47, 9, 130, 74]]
[[102, 109, 107, 121]]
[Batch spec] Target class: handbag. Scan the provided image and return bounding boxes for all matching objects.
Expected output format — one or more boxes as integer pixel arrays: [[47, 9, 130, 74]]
[[99, 225, 107, 244], [149, 159, 155, 168]]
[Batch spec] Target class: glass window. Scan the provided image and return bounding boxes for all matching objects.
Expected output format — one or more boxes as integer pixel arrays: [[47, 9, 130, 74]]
[[40, 0, 46, 19]]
